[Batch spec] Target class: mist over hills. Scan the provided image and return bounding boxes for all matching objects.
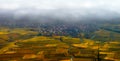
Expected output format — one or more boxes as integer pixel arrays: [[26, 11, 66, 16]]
[[0, 0, 120, 24], [0, 8, 120, 24], [0, 9, 120, 38]]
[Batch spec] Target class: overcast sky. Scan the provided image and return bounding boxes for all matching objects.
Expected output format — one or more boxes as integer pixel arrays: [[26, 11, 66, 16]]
[[0, 0, 119, 10], [0, 0, 120, 21]]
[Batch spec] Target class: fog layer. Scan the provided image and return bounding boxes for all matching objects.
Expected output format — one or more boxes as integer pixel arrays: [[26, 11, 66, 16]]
[[0, 0, 120, 22]]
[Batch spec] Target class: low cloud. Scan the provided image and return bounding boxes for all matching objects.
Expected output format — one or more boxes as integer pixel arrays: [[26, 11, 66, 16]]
[[0, 0, 120, 21]]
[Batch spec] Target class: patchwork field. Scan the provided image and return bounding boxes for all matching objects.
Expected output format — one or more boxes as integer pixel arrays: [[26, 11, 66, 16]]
[[0, 28, 120, 61]]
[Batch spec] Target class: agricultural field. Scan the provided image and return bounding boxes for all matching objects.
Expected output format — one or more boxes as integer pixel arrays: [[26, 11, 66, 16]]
[[0, 28, 120, 61]]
